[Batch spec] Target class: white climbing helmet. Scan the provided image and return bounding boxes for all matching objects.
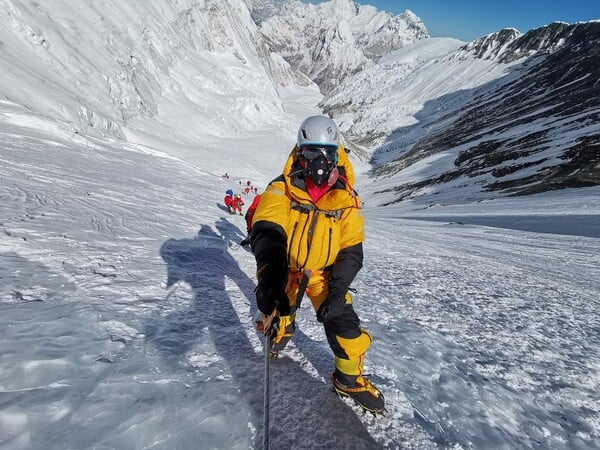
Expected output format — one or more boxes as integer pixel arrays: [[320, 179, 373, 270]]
[[297, 115, 339, 149]]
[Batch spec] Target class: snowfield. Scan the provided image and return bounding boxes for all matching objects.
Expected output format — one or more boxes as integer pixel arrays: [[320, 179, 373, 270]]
[[1, 0, 599, 449], [1, 101, 599, 449]]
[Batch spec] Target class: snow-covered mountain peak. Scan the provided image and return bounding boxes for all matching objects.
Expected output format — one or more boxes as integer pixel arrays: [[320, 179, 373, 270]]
[[327, 0, 358, 16], [254, 0, 428, 93], [399, 9, 420, 22]]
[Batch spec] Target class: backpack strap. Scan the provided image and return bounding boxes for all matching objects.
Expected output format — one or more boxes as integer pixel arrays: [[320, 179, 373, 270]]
[[290, 200, 343, 220], [337, 174, 360, 209]]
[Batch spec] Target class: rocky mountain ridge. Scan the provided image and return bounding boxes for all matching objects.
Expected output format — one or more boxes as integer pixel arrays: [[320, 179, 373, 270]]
[[323, 22, 600, 204]]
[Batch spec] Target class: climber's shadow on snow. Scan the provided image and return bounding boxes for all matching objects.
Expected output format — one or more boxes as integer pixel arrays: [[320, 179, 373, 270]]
[[214, 217, 248, 247], [147, 224, 379, 448], [150, 224, 256, 354], [215, 202, 230, 213]]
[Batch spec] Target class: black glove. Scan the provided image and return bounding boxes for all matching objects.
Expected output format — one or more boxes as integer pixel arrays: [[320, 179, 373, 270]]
[[316, 296, 346, 323], [253, 227, 289, 315], [256, 285, 289, 316], [255, 264, 290, 316]]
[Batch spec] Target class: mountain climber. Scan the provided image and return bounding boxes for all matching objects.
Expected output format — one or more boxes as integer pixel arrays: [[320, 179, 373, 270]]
[[251, 115, 385, 414], [240, 193, 261, 247], [224, 189, 234, 214], [232, 193, 245, 215]]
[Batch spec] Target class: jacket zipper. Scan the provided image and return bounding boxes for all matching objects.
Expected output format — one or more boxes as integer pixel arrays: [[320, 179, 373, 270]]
[[300, 211, 319, 269], [323, 227, 332, 267], [287, 222, 298, 268]]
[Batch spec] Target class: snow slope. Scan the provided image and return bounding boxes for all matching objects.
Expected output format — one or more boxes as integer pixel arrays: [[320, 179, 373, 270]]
[[1, 1, 599, 449], [2, 107, 599, 448]]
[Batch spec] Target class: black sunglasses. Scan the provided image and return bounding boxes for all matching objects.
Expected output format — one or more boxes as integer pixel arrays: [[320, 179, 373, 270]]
[[299, 145, 337, 161]]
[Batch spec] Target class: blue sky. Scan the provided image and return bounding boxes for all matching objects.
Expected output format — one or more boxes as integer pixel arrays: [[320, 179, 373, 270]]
[[306, 0, 600, 41]]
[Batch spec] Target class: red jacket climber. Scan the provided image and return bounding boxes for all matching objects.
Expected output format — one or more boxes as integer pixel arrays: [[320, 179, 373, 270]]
[[224, 189, 234, 214], [232, 194, 245, 215]]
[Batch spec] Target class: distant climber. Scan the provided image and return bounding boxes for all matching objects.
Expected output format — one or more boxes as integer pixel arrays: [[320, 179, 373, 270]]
[[232, 193, 245, 215], [224, 189, 234, 214]]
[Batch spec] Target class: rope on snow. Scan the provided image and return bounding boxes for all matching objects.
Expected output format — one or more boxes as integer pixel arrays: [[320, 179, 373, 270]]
[[263, 333, 271, 450]]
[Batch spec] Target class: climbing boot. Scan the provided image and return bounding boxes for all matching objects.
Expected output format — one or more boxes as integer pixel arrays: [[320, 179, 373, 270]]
[[331, 370, 385, 414]]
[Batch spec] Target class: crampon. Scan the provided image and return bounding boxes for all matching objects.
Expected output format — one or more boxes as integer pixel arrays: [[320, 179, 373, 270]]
[[331, 371, 386, 415]]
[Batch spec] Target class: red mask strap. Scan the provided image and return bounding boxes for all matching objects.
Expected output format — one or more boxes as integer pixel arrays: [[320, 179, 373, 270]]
[[326, 167, 339, 188]]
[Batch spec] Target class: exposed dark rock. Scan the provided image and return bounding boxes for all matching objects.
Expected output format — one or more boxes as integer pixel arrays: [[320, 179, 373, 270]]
[[458, 28, 521, 60]]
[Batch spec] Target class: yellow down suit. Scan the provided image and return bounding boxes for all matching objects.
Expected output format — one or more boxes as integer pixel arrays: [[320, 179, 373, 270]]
[[251, 145, 372, 377]]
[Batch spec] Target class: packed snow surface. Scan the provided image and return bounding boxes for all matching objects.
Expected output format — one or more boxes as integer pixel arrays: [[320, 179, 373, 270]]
[[1, 1, 599, 449]]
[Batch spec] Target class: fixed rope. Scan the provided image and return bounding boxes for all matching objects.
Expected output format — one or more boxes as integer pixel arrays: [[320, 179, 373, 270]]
[[260, 307, 277, 450], [263, 333, 271, 450], [260, 273, 310, 449]]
